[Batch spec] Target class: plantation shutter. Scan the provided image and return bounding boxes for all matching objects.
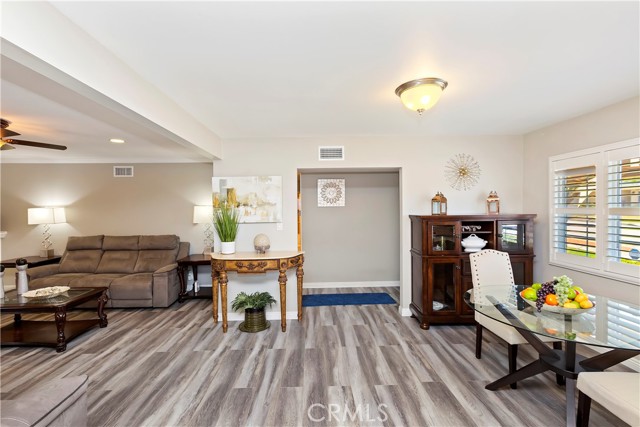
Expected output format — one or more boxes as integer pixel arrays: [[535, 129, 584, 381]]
[[551, 154, 599, 269], [606, 145, 640, 279]]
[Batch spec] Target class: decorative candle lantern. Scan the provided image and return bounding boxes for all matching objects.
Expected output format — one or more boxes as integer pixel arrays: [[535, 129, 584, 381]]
[[487, 191, 500, 214], [431, 191, 448, 215]]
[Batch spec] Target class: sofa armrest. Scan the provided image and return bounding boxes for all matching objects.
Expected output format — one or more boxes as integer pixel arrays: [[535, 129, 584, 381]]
[[152, 264, 179, 307], [25, 264, 60, 281], [154, 263, 177, 275], [0, 375, 88, 427]]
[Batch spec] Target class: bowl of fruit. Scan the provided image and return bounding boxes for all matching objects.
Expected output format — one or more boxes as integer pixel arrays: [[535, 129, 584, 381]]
[[519, 275, 595, 315]]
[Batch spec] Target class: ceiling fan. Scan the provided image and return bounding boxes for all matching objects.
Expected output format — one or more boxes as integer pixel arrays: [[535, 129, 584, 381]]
[[1, 118, 67, 151]]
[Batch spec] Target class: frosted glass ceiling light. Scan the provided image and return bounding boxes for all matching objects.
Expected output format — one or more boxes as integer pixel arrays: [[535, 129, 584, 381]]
[[395, 77, 448, 115]]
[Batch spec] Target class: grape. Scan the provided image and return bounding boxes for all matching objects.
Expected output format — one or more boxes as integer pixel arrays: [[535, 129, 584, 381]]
[[553, 275, 573, 306], [535, 280, 556, 312]]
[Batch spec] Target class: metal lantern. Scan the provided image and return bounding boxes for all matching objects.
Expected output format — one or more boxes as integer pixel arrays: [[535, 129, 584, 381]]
[[431, 191, 448, 215], [487, 191, 500, 214]]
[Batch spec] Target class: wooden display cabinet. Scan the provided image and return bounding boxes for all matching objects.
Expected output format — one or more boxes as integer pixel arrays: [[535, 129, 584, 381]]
[[409, 214, 535, 329]]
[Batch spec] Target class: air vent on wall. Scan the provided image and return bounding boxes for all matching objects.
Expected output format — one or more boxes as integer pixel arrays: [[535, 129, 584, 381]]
[[319, 146, 344, 161], [113, 166, 134, 177]]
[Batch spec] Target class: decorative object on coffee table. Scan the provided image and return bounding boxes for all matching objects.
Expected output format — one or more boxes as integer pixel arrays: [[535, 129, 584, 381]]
[[231, 291, 276, 333], [445, 153, 481, 191], [15, 258, 29, 295], [213, 203, 241, 254], [253, 234, 270, 254]]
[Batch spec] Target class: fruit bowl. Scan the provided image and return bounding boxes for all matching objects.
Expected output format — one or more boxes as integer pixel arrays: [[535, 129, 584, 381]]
[[521, 297, 595, 315]]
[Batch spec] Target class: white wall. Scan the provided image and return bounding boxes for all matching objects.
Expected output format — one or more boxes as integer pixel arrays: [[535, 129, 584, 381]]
[[523, 96, 640, 304], [215, 135, 525, 315]]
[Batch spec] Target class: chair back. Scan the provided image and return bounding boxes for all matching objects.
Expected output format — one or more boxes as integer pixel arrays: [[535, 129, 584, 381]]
[[469, 249, 515, 304]]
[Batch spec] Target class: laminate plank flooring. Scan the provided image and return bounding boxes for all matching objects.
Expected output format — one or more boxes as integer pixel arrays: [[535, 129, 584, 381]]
[[0, 286, 633, 427]]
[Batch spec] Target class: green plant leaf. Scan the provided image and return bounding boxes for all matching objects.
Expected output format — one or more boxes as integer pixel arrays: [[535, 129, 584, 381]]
[[213, 204, 241, 242]]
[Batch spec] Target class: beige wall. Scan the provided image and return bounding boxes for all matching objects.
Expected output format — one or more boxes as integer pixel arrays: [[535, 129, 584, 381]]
[[0, 163, 214, 286], [300, 171, 400, 284], [523, 96, 640, 303], [215, 135, 525, 314]]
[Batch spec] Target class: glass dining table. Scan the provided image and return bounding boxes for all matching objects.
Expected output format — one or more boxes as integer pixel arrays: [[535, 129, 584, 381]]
[[464, 285, 640, 427]]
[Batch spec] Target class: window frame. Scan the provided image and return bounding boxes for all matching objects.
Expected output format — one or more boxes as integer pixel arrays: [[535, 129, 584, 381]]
[[549, 138, 640, 285]]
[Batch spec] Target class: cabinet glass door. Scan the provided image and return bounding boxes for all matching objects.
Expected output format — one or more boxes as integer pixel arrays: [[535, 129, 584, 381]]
[[497, 220, 529, 253], [430, 223, 459, 253], [429, 260, 458, 313]]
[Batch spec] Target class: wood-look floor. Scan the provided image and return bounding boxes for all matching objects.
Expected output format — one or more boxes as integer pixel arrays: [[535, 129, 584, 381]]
[[0, 287, 632, 427]]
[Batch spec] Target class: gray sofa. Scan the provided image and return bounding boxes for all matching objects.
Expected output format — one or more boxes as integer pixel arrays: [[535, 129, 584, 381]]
[[1, 375, 88, 427], [27, 235, 189, 308]]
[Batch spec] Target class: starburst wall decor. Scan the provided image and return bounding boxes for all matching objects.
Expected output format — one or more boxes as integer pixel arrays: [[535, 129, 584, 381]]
[[318, 179, 345, 207], [445, 153, 481, 191]]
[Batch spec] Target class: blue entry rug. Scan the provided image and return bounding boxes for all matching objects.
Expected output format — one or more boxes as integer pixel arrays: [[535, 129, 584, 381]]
[[302, 292, 396, 307]]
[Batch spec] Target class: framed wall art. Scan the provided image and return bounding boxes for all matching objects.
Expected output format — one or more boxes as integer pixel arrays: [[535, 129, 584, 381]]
[[318, 178, 345, 207], [212, 176, 282, 223]]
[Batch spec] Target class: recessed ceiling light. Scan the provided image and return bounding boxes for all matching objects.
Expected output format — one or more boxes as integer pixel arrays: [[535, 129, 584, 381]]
[[110, 138, 125, 144]]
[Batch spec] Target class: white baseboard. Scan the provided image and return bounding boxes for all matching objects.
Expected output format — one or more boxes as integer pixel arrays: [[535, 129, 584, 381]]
[[400, 307, 412, 317], [303, 281, 400, 289]]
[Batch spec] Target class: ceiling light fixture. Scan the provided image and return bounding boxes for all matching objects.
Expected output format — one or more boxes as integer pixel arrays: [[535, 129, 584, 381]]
[[395, 77, 448, 115], [110, 138, 125, 144]]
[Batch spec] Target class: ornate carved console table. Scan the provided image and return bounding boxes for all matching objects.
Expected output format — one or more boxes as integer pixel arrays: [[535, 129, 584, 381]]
[[210, 251, 304, 333]]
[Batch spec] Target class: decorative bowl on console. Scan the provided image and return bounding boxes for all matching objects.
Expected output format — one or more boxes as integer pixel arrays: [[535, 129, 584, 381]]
[[461, 234, 487, 252]]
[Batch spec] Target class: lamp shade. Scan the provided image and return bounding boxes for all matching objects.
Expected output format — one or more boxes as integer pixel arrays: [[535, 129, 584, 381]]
[[193, 205, 213, 224], [395, 77, 448, 114], [28, 207, 66, 224]]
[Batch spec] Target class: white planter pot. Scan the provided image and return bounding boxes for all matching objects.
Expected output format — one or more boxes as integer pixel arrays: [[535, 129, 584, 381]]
[[220, 241, 236, 254]]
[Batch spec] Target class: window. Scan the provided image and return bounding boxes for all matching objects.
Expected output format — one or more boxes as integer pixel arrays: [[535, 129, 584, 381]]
[[550, 139, 639, 283]]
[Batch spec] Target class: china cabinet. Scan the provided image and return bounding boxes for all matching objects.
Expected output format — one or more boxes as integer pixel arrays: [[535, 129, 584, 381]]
[[409, 214, 535, 329]]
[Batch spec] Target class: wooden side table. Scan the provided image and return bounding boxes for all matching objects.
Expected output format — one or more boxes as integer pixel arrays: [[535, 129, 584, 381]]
[[176, 254, 213, 302], [1, 256, 62, 269], [211, 251, 304, 333]]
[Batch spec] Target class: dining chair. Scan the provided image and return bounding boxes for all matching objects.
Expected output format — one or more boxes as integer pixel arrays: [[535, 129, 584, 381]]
[[469, 249, 560, 389], [576, 372, 640, 427]]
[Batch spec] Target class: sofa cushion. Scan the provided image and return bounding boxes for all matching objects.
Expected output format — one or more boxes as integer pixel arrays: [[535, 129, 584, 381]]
[[66, 235, 104, 251], [134, 249, 179, 273], [69, 273, 124, 288], [139, 235, 179, 250], [96, 251, 138, 274], [58, 250, 103, 273], [102, 235, 139, 251], [30, 274, 91, 289], [109, 273, 153, 300]]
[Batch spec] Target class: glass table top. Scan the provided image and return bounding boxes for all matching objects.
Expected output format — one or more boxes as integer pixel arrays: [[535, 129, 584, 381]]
[[465, 285, 640, 351], [0, 289, 100, 308]]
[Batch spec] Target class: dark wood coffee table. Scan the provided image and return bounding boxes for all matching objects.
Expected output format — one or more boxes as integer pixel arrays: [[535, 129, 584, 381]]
[[0, 287, 108, 352]]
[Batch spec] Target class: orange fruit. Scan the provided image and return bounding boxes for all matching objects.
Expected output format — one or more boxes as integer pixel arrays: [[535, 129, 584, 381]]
[[545, 294, 559, 306], [579, 300, 594, 309]]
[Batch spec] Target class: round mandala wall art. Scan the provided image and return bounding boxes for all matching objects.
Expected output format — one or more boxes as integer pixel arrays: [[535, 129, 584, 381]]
[[318, 178, 345, 207], [445, 153, 481, 191]]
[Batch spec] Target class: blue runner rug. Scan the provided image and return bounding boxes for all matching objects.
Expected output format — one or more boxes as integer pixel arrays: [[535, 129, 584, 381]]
[[302, 292, 396, 307]]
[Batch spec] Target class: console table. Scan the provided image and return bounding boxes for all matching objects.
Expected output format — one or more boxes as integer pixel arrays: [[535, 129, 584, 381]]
[[211, 251, 304, 333]]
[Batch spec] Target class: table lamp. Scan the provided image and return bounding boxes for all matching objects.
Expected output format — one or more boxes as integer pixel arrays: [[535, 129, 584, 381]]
[[193, 205, 214, 254], [28, 207, 66, 257]]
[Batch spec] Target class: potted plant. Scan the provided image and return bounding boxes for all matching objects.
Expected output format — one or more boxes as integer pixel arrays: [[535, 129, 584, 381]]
[[213, 203, 240, 254], [231, 291, 277, 332]]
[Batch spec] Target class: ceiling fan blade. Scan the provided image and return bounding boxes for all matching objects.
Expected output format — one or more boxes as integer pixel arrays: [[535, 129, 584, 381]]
[[0, 143, 16, 151], [3, 139, 67, 151], [1, 128, 20, 138]]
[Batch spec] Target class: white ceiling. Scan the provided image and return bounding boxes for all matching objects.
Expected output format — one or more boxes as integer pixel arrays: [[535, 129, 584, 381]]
[[1, 1, 638, 162]]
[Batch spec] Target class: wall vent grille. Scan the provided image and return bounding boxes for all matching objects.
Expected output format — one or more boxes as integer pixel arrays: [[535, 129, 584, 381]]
[[319, 146, 345, 161], [113, 166, 134, 177]]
